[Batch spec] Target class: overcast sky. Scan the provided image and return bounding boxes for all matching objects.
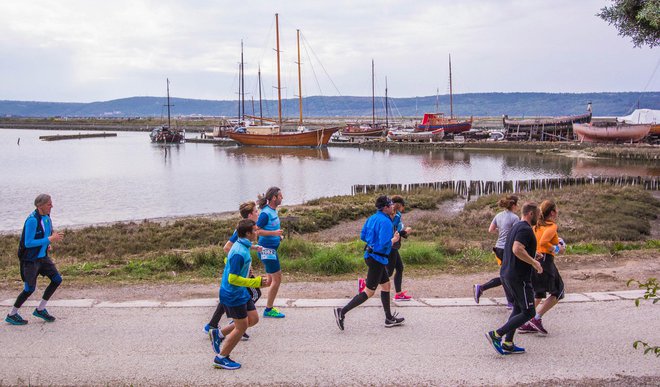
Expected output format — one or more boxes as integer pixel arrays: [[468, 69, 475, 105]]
[[1, 0, 658, 103]]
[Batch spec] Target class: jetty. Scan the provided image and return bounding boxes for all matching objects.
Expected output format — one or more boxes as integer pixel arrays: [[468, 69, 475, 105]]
[[39, 132, 117, 141]]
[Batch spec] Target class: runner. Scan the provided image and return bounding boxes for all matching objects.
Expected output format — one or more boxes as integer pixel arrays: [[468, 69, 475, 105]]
[[389, 195, 413, 301], [473, 195, 519, 307], [519, 199, 565, 335], [211, 219, 271, 370], [256, 187, 286, 318], [6, 194, 64, 325], [485, 202, 543, 355], [204, 201, 262, 340], [334, 195, 403, 330]]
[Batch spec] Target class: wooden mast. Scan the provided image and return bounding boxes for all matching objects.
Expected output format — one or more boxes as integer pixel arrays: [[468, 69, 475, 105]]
[[275, 13, 282, 129], [296, 29, 303, 126], [166, 78, 171, 129], [371, 59, 375, 126], [385, 76, 389, 128], [258, 64, 263, 125], [449, 54, 453, 119], [241, 40, 245, 122]]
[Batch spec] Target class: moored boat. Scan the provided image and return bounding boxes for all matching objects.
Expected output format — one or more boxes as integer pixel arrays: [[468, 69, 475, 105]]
[[150, 78, 184, 144], [388, 128, 444, 142], [415, 112, 472, 134], [340, 124, 387, 137], [573, 122, 651, 143], [228, 127, 341, 147]]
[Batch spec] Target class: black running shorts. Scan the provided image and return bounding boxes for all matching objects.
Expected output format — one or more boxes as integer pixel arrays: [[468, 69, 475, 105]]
[[20, 257, 60, 289], [365, 257, 390, 291], [502, 277, 535, 311], [224, 299, 256, 320]]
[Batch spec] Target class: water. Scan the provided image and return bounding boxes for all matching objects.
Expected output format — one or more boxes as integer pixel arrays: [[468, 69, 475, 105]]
[[1, 129, 656, 231]]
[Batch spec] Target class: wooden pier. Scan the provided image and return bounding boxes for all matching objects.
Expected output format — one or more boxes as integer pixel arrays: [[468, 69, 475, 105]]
[[351, 176, 659, 198], [39, 132, 117, 141]]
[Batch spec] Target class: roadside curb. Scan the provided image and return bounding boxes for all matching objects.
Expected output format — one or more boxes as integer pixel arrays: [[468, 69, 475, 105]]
[[0, 290, 645, 308]]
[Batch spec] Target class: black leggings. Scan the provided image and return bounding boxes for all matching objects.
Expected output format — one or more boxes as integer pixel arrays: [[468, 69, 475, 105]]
[[496, 279, 536, 342], [13, 279, 60, 308], [208, 302, 225, 329], [387, 249, 404, 293]]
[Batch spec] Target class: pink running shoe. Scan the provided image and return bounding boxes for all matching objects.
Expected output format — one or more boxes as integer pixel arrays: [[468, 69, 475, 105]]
[[394, 291, 412, 301], [517, 321, 536, 334], [358, 278, 366, 293]]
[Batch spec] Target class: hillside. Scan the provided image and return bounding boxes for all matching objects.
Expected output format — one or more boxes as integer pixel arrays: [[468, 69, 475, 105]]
[[0, 92, 658, 118]]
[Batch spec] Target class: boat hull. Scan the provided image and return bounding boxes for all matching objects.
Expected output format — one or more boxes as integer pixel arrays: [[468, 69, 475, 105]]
[[150, 127, 185, 143], [388, 128, 444, 142], [339, 127, 387, 137], [415, 121, 472, 134], [573, 123, 651, 143], [228, 127, 340, 147], [503, 112, 592, 131]]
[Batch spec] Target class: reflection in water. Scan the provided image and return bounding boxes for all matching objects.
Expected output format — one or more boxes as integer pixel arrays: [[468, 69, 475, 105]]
[[222, 146, 331, 161], [572, 158, 660, 177]]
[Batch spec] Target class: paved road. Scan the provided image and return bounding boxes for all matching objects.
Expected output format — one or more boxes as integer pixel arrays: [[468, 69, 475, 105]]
[[1, 294, 658, 386]]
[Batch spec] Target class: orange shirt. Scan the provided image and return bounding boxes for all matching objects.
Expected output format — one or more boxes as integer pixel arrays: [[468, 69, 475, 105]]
[[534, 221, 559, 255]]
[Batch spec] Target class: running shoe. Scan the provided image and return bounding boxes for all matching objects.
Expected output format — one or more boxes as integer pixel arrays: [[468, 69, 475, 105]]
[[394, 291, 412, 301], [333, 307, 345, 331], [384, 312, 405, 327], [263, 307, 285, 318], [473, 284, 482, 304], [32, 308, 55, 322], [210, 328, 224, 354], [502, 342, 526, 354], [5, 313, 28, 325], [485, 331, 505, 355], [528, 317, 548, 335], [241, 332, 250, 341], [358, 278, 366, 293], [517, 321, 536, 334], [203, 323, 213, 335], [213, 356, 241, 370]]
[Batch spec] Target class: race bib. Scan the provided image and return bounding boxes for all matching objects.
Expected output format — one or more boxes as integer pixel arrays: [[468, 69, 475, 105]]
[[260, 248, 277, 261]]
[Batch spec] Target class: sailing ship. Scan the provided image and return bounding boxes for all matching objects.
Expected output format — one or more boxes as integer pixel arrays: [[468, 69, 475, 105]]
[[340, 60, 388, 138], [573, 122, 651, 143], [228, 15, 340, 147], [149, 78, 185, 144], [414, 54, 472, 136]]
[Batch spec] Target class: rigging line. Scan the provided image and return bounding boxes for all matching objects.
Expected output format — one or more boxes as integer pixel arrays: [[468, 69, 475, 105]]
[[300, 34, 332, 117], [301, 32, 350, 116], [628, 56, 660, 114]]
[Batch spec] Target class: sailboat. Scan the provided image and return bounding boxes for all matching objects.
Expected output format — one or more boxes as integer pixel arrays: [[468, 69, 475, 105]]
[[149, 78, 185, 143], [228, 14, 340, 147], [413, 54, 472, 135], [340, 60, 388, 137]]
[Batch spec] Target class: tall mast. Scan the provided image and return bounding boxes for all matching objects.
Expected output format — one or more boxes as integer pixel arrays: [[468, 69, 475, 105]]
[[275, 13, 282, 128], [258, 64, 263, 125], [449, 53, 453, 119], [241, 40, 245, 121], [385, 76, 389, 127], [237, 62, 241, 122], [371, 59, 375, 125], [166, 78, 171, 129], [435, 87, 439, 112], [296, 29, 303, 126]]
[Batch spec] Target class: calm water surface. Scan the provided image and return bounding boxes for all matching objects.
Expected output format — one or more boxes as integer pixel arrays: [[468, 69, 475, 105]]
[[1, 129, 656, 231]]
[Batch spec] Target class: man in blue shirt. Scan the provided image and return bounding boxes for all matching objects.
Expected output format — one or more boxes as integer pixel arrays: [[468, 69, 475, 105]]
[[256, 187, 285, 318], [211, 219, 271, 370], [6, 194, 64, 325], [334, 195, 404, 330]]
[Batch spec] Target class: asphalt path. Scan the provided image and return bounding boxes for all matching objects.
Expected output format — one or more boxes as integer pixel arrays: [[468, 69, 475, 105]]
[[1, 297, 658, 386]]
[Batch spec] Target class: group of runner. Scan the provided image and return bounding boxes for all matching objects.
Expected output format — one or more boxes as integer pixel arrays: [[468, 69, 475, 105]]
[[7, 190, 565, 370], [478, 195, 566, 355]]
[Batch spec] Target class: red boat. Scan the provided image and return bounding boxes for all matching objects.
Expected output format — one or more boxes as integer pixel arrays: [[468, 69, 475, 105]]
[[415, 113, 472, 134]]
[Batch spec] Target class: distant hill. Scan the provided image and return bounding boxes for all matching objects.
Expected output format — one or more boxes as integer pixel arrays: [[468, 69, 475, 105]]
[[1, 92, 658, 118]]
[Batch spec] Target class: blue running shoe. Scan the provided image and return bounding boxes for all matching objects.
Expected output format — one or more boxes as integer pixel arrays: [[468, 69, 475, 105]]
[[502, 342, 526, 354], [213, 356, 241, 370], [5, 313, 28, 325], [263, 307, 285, 318], [203, 323, 211, 334], [32, 308, 55, 322], [210, 328, 224, 354], [485, 331, 505, 355]]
